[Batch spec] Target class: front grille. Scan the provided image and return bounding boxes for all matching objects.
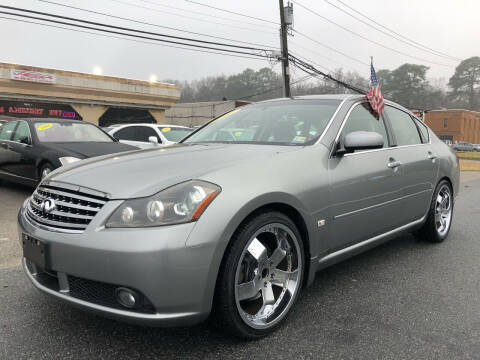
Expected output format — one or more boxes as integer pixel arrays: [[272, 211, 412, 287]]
[[26, 183, 108, 232], [68, 276, 155, 314]]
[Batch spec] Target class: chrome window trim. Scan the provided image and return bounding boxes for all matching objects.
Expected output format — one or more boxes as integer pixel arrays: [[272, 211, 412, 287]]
[[314, 95, 354, 145], [383, 104, 431, 145], [343, 143, 430, 157], [330, 100, 432, 158]]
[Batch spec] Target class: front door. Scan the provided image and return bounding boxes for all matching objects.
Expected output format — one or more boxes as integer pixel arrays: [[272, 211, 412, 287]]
[[328, 102, 405, 251]]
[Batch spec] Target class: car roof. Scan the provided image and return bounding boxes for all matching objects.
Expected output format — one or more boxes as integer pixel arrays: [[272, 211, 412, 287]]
[[15, 118, 88, 124], [110, 123, 190, 129]]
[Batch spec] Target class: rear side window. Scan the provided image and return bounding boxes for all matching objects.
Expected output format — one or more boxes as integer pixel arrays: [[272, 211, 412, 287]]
[[114, 126, 137, 141], [385, 106, 422, 146], [413, 118, 429, 143], [136, 126, 160, 142], [0, 121, 17, 141], [340, 102, 389, 150]]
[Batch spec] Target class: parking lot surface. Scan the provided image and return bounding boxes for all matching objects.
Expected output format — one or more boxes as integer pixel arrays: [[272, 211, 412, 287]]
[[1, 174, 480, 359]]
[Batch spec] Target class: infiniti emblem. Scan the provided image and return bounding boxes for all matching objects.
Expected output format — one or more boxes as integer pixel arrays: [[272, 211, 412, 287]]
[[41, 199, 56, 214]]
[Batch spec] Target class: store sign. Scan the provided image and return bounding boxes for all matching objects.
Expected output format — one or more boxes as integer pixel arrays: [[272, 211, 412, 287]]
[[0, 100, 81, 120], [10, 69, 56, 84]]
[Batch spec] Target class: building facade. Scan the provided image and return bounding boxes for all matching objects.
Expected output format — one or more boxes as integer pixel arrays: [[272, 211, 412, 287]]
[[165, 100, 250, 127], [0, 63, 180, 126], [424, 109, 480, 144]]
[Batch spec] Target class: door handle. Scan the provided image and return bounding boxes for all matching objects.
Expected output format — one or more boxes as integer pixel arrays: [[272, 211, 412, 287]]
[[427, 151, 437, 160], [387, 160, 401, 169]]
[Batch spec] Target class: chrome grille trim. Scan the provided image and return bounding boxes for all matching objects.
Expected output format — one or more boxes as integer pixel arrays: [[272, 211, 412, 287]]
[[26, 183, 109, 232]]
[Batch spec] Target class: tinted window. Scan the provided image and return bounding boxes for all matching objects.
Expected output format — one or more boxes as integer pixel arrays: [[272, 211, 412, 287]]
[[340, 103, 389, 150], [136, 126, 160, 142], [0, 121, 17, 141], [13, 121, 31, 143], [385, 106, 422, 146], [114, 126, 137, 141], [34, 122, 113, 142], [184, 100, 340, 145]]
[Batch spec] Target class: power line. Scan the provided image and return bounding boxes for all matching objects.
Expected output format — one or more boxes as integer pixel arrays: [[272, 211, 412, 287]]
[[292, 0, 455, 67], [39, 0, 279, 50], [289, 39, 362, 73], [289, 54, 367, 94], [108, 0, 277, 35], [183, 0, 279, 25], [0, 16, 268, 61], [294, 29, 369, 66], [137, 0, 277, 30], [238, 75, 314, 100], [334, 0, 461, 61], [0, 6, 271, 56], [322, 0, 460, 62]]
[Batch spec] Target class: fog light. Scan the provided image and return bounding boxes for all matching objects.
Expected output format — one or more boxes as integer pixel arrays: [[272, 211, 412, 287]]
[[115, 287, 138, 308]]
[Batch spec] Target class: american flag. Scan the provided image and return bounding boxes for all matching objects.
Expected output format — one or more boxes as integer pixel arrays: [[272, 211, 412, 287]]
[[366, 59, 385, 115]]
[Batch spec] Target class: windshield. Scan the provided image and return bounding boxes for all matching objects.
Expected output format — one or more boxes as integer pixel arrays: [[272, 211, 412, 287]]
[[34, 122, 114, 143], [158, 126, 194, 142], [183, 100, 341, 146]]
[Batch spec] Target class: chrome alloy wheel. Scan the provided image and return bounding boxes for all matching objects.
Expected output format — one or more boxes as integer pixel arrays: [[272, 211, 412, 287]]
[[234, 223, 302, 329], [435, 185, 452, 237], [41, 167, 52, 179]]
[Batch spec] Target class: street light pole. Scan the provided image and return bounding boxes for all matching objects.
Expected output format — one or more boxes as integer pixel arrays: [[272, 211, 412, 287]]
[[279, 0, 291, 98]]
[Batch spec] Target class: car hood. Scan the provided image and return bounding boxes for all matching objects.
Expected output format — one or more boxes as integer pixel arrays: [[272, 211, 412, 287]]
[[48, 143, 300, 198], [46, 142, 138, 158]]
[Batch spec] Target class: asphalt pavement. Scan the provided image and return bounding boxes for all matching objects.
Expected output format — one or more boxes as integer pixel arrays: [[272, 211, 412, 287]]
[[1, 174, 480, 359]]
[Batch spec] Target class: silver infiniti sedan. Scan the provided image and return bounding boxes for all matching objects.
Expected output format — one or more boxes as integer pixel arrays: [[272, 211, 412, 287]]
[[18, 95, 459, 339]]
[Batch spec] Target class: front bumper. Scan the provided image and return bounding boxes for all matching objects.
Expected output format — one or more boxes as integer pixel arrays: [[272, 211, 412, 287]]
[[18, 200, 217, 327]]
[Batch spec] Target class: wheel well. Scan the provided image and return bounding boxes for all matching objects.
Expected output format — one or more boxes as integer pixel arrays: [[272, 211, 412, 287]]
[[233, 202, 311, 288], [36, 160, 53, 179], [438, 176, 453, 196]]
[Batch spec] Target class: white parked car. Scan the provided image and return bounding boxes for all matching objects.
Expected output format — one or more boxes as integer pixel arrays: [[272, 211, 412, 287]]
[[108, 123, 194, 149]]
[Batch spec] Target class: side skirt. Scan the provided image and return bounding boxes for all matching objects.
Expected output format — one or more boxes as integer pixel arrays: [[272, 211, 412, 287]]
[[315, 216, 426, 272]]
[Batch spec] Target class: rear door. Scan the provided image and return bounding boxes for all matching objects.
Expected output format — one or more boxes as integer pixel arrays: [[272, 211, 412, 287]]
[[328, 102, 405, 251], [0, 121, 18, 175], [383, 105, 438, 223], [8, 120, 36, 180]]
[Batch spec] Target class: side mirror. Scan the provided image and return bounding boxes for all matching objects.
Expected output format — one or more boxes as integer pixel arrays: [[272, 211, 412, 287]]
[[341, 131, 384, 154], [148, 136, 159, 144], [19, 136, 31, 145]]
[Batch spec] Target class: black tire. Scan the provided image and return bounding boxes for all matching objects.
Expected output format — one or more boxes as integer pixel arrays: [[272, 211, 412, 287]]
[[416, 180, 453, 243], [214, 211, 305, 339], [38, 162, 54, 181]]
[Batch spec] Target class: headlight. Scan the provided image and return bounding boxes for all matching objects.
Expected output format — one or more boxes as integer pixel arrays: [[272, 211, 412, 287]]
[[105, 180, 221, 228], [59, 157, 81, 166]]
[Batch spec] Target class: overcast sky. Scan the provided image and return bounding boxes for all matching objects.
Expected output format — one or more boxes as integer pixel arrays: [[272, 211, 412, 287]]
[[1, 0, 479, 86]]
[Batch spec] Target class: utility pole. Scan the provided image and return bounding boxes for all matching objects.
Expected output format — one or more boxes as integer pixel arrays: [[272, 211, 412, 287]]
[[279, 0, 291, 97]]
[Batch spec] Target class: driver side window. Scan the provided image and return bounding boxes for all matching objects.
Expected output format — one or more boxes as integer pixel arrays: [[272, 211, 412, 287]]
[[13, 121, 32, 143], [340, 103, 389, 152]]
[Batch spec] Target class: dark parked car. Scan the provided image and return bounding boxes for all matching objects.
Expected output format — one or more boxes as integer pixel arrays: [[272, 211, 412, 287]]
[[452, 142, 474, 151], [0, 118, 137, 185]]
